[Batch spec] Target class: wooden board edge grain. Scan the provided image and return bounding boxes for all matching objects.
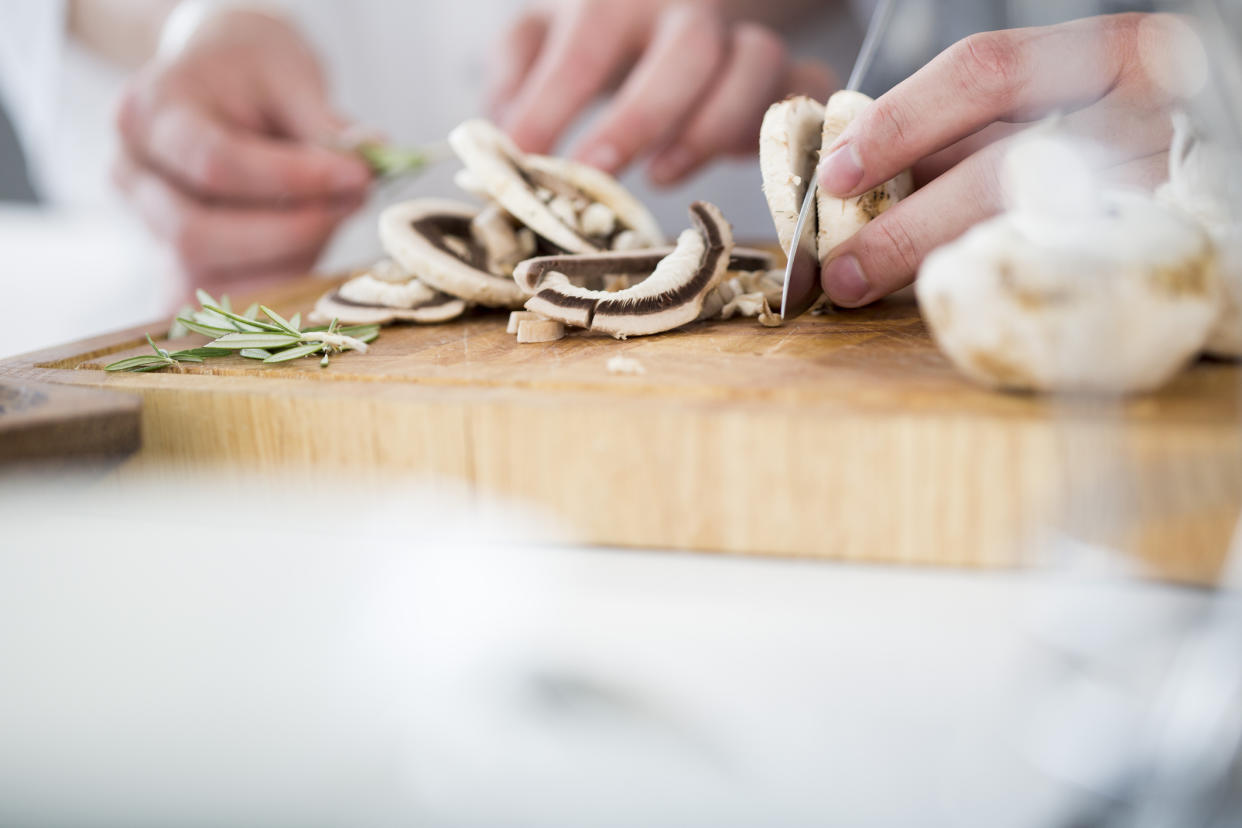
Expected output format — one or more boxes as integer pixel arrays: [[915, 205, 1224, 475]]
[[64, 378, 1235, 584]]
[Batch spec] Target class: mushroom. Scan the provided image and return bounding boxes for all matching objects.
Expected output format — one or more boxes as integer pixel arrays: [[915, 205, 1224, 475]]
[[516, 318, 566, 344], [311, 270, 468, 326], [917, 186, 1219, 394], [448, 119, 664, 254], [471, 203, 537, 277], [760, 95, 826, 254], [379, 199, 527, 309], [521, 201, 734, 339], [1158, 114, 1242, 359], [816, 91, 914, 265], [507, 310, 544, 335], [513, 247, 773, 294]]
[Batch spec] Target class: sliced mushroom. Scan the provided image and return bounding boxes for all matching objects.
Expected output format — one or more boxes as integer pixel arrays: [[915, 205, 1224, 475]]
[[471, 203, 537, 277], [507, 310, 544, 335], [760, 95, 826, 254], [517, 318, 566, 344], [448, 119, 664, 254], [817, 91, 914, 265], [514, 247, 773, 294], [917, 189, 1218, 394], [379, 199, 527, 309], [522, 202, 734, 339], [311, 273, 468, 326]]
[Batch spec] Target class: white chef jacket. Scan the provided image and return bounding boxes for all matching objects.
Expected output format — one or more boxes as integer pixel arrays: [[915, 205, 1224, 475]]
[[0, 0, 861, 271]]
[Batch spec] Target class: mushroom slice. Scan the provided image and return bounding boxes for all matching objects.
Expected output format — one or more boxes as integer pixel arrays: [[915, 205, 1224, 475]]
[[448, 119, 664, 253], [379, 198, 527, 309], [917, 190, 1218, 394], [816, 91, 914, 265], [517, 318, 566, 344], [521, 201, 734, 339], [471, 203, 536, 276], [760, 95, 826, 254], [312, 276, 468, 326], [514, 247, 772, 294]]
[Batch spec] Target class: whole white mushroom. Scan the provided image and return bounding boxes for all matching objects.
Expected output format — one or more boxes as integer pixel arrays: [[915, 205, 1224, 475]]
[[917, 135, 1219, 394], [1157, 115, 1242, 359]]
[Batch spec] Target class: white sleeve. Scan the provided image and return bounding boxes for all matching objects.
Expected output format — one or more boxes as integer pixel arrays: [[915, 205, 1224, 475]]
[[0, 0, 68, 158]]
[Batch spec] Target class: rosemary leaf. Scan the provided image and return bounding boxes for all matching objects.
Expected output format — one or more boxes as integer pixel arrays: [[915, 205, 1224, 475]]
[[242, 303, 261, 322], [171, 354, 205, 364], [320, 353, 331, 368], [168, 305, 195, 339], [240, 349, 273, 360], [176, 317, 236, 338], [175, 348, 234, 358], [105, 355, 172, 372], [203, 304, 285, 333], [195, 289, 218, 309], [260, 305, 299, 336], [289, 312, 302, 331], [208, 332, 303, 350], [263, 343, 326, 363]]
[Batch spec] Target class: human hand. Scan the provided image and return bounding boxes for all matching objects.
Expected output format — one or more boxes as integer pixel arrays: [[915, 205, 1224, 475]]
[[815, 13, 1208, 307], [490, 0, 835, 186], [113, 8, 372, 291]]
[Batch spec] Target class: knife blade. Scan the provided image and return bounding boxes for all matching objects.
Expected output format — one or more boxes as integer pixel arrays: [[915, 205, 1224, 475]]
[[781, 0, 896, 321]]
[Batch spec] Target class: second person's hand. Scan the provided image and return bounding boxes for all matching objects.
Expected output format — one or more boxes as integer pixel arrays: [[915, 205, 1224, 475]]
[[113, 7, 373, 292], [490, 0, 835, 186]]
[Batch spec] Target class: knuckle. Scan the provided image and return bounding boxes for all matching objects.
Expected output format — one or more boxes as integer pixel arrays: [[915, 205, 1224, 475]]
[[867, 215, 923, 279], [954, 32, 1025, 104], [867, 98, 914, 149], [185, 135, 232, 194]]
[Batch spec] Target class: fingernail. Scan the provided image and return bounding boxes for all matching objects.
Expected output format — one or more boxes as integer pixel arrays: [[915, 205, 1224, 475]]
[[818, 143, 864, 197], [578, 143, 621, 173], [650, 147, 696, 185], [823, 255, 871, 306]]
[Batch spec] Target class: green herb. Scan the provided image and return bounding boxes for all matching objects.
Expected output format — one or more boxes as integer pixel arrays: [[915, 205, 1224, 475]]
[[106, 294, 380, 373], [356, 143, 435, 179]]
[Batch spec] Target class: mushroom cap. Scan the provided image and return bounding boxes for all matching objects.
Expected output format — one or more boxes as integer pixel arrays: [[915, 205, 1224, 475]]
[[312, 283, 468, 326], [379, 198, 527, 309], [917, 191, 1219, 394], [521, 201, 735, 338], [449, 119, 662, 254], [524, 155, 664, 248], [760, 95, 826, 254], [816, 91, 914, 264], [513, 247, 773, 295], [1157, 115, 1242, 358]]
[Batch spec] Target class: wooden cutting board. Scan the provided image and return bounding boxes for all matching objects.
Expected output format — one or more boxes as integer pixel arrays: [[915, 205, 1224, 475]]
[[0, 378, 140, 464], [2, 274, 1239, 584]]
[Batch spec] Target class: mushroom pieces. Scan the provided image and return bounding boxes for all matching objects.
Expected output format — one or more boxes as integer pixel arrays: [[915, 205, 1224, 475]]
[[917, 190, 1219, 394], [521, 201, 734, 339], [514, 247, 773, 294], [310, 261, 469, 326], [379, 199, 527, 309], [449, 119, 664, 254], [760, 95, 825, 254], [816, 91, 914, 266]]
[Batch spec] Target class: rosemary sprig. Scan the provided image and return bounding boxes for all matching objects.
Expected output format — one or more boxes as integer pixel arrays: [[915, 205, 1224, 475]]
[[107, 291, 380, 373], [356, 143, 436, 179]]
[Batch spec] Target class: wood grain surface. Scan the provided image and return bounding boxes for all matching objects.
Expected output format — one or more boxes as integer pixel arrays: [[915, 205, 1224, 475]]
[[0, 378, 140, 464], [2, 274, 1239, 584]]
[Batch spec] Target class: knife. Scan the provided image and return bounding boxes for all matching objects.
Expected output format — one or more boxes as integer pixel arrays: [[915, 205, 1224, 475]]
[[781, 0, 896, 320]]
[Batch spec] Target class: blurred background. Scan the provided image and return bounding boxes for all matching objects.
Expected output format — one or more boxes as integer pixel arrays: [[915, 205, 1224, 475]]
[[2, 1, 1242, 826]]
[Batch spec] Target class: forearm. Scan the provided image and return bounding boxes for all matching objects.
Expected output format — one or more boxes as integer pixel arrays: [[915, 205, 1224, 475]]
[[67, 0, 180, 67]]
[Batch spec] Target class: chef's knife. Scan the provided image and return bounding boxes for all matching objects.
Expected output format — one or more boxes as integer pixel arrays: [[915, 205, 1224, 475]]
[[781, 0, 896, 320]]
